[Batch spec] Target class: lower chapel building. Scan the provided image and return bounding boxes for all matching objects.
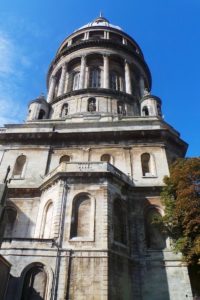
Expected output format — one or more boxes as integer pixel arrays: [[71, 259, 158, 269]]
[[0, 16, 195, 299]]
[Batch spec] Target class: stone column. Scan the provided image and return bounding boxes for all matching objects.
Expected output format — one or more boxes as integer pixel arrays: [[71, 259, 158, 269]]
[[139, 76, 145, 97], [57, 64, 67, 96], [79, 56, 86, 89], [103, 55, 109, 89], [64, 72, 69, 93], [125, 60, 132, 94], [47, 76, 56, 103]]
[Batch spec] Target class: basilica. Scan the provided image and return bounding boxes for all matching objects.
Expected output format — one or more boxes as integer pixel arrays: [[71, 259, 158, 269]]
[[0, 16, 193, 299]]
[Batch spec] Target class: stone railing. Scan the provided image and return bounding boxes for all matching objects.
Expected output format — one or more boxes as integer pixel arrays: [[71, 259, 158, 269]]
[[44, 162, 133, 186]]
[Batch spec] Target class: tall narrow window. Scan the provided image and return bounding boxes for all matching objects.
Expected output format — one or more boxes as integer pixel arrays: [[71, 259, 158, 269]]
[[113, 199, 127, 244], [101, 154, 111, 163], [71, 195, 91, 238], [110, 72, 120, 91], [88, 98, 96, 112], [73, 72, 80, 90], [141, 153, 150, 176], [13, 155, 26, 178], [142, 106, 149, 116], [59, 155, 70, 163], [38, 109, 45, 119], [145, 208, 166, 250], [21, 265, 47, 300], [89, 68, 101, 88], [61, 103, 69, 117], [42, 202, 53, 239]]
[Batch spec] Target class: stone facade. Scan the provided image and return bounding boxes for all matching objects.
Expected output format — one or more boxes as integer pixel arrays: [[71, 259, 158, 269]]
[[0, 16, 193, 299]]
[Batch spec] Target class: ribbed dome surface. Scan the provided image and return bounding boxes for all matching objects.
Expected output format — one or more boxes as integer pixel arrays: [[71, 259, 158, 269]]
[[76, 16, 123, 32]]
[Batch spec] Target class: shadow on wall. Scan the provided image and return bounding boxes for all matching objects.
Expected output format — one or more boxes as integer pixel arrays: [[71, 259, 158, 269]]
[[0, 199, 36, 244], [142, 203, 170, 300], [5, 264, 47, 300]]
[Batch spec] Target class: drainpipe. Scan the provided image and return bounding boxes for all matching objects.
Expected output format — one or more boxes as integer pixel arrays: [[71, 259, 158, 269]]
[[51, 179, 69, 300]]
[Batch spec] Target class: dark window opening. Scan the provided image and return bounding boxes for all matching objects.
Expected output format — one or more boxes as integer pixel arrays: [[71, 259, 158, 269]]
[[142, 106, 149, 116], [59, 155, 70, 163], [141, 153, 150, 176], [21, 265, 47, 300], [38, 109, 45, 120]]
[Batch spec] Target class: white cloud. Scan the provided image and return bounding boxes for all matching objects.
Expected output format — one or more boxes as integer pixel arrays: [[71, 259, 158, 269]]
[[0, 32, 30, 126], [0, 33, 15, 75]]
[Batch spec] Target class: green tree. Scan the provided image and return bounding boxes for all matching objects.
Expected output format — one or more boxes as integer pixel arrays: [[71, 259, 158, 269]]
[[161, 157, 200, 265]]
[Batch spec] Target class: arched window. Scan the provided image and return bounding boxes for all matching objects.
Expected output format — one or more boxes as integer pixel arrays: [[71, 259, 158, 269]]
[[41, 202, 53, 239], [117, 101, 126, 115], [142, 106, 149, 116], [73, 72, 80, 90], [0, 206, 17, 237], [89, 68, 101, 88], [110, 72, 120, 91], [61, 103, 69, 117], [145, 208, 166, 250], [59, 155, 71, 163], [141, 153, 150, 176], [70, 195, 91, 238], [38, 109, 45, 120], [101, 154, 111, 163], [21, 265, 47, 300], [87, 98, 96, 112], [13, 155, 26, 178], [113, 199, 127, 244]]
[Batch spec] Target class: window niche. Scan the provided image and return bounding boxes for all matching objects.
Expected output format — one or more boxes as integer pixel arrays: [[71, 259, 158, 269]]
[[21, 264, 47, 300], [145, 207, 166, 250], [101, 154, 111, 163], [61, 103, 69, 117], [70, 194, 94, 241], [113, 199, 127, 245], [141, 153, 156, 177], [117, 101, 126, 115], [41, 202, 53, 239], [12, 155, 26, 178], [87, 97, 96, 112], [59, 155, 71, 163]]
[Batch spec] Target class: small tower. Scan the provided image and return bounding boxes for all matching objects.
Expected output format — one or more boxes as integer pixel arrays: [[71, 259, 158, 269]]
[[141, 89, 162, 117], [27, 95, 50, 121]]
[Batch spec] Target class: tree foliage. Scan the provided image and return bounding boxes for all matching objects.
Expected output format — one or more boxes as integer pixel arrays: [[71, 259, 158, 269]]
[[161, 157, 200, 265]]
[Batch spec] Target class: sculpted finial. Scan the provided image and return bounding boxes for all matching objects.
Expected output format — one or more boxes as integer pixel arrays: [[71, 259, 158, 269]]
[[144, 88, 150, 96]]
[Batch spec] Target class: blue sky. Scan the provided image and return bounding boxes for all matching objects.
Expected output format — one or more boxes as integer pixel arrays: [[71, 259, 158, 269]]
[[0, 0, 199, 156]]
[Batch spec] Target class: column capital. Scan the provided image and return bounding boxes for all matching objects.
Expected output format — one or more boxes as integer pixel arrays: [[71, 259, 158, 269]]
[[62, 63, 67, 70], [81, 55, 87, 61]]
